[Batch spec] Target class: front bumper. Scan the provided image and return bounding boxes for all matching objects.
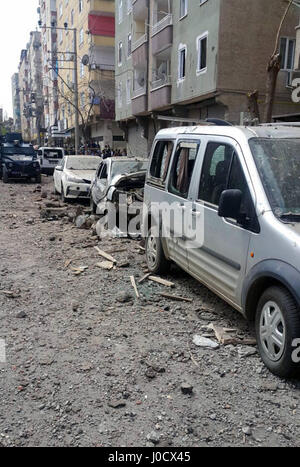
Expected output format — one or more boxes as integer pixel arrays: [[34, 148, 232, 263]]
[[65, 182, 91, 199]]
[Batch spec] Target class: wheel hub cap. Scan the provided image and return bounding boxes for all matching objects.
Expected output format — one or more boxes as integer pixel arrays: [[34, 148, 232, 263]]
[[259, 301, 286, 362], [147, 235, 157, 269]]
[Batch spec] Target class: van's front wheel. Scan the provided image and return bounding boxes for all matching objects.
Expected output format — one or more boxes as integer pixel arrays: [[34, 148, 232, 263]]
[[145, 226, 170, 274], [255, 286, 300, 378]]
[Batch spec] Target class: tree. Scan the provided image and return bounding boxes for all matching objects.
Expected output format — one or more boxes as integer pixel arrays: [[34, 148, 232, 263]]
[[48, 60, 113, 151], [263, 0, 294, 122]]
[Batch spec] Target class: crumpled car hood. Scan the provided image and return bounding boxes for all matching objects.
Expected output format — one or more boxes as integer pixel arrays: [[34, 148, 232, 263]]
[[65, 169, 95, 182]]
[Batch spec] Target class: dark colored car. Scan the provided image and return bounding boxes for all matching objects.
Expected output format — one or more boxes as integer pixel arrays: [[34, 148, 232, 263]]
[[0, 138, 41, 183]]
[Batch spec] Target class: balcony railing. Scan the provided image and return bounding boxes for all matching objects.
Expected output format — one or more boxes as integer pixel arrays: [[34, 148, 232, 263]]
[[151, 75, 172, 91], [132, 32, 148, 52], [151, 14, 173, 37], [132, 85, 146, 99]]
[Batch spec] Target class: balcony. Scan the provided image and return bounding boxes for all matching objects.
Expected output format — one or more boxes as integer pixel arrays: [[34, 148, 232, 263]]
[[132, 0, 148, 21], [150, 76, 172, 110], [89, 0, 115, 16], [151, 15, 173, 55], [132, 33, 148, 67], [132, 85, 147, 115]]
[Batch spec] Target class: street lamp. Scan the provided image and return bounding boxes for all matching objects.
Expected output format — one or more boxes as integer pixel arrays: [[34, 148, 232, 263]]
[[38, 20, 79, 153]]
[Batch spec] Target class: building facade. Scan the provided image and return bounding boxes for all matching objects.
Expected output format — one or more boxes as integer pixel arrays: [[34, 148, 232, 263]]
[[38, 0, 59, 138], [115, 0, 300, 156], [18, 32, 44, 143], [11, 73, 22, 132], [54, 0, 123, 149]]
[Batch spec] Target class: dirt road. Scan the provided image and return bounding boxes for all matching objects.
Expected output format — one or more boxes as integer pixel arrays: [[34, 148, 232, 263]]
[[0, 177, 300, 447]]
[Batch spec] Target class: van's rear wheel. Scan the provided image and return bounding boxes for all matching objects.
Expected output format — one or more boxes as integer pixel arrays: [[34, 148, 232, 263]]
[[255, 286, 300, 378], [145, 226, 170, 274]]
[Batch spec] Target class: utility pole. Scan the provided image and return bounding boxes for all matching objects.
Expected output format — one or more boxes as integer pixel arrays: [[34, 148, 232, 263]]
[[73, 28, 79, 154], [38, 21, 79, 152]]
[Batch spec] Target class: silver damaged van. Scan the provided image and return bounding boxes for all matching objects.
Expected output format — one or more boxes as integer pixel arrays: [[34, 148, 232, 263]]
[[143, 124, 300, 378]]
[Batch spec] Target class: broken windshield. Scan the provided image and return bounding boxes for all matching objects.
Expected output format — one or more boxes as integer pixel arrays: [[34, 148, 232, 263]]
[[111, 161, 148, 179], [249, 138, 300, 220]]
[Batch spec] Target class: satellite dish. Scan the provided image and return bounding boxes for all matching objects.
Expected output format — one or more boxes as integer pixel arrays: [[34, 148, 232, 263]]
[[82, 55, 90, 66], [137, 71, 145, 88]]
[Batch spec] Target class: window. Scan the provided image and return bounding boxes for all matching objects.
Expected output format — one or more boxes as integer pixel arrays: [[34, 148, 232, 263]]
[[118, 82, 122, 108], [197, 34, 207, 73], [169, 141, 200, 198], [80, 92, 85, 108], [59, 2, 63, 17], [126, 78, 131, 104], [128, 33, 132, 57], [118, 42, 123, 65], [150, 140, 174, 181], [280, 37, 295, 70], [198, 143, 236, 205], [180, 0, 188, 18], [178, 47, 186, 80], [79, 0, 83, 13], [71, 9, 74, 26], [119, 0, 123, 24], [79, 28, 84, 45], [80, 62, 84, 78]]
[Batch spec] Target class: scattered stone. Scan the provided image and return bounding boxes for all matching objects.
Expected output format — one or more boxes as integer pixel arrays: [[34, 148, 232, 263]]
[[116, 291, 134, 303], [192, 335, 219, 349], [146, 431, 160, 445], [75, 215, 89, 229], [242, 426, 252, 436], [145, 368, 156, 379], [16, 311, 27, 319], [41, 191, 48, 199], [49, 236, 56, 242], [181, 382, 193, 395], [237, 346, 257, 358], [108, 400, 126, 409]]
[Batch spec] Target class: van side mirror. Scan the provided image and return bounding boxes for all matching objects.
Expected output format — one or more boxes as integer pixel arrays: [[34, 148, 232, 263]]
[[218, 189, 242, 220]]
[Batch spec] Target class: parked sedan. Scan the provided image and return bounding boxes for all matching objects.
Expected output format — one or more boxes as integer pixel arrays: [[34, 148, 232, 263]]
[[53, 155, 102, 201]]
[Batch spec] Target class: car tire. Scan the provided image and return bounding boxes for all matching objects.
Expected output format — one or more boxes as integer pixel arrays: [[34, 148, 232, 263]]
[[145, 226, 170, 274], [61, 184, 67, 203], [255, 286, 300, 378], [90, 197, 97, 214], [2, 167, 9, 184]]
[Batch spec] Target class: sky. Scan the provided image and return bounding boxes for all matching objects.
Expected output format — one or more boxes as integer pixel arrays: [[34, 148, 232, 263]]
[[0, 0, 39, 118]]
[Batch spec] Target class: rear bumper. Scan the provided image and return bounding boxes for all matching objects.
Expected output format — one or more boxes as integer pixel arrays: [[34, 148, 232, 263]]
[[41, 167, 55, 175]]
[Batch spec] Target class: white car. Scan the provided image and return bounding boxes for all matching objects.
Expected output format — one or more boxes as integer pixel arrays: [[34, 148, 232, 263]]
[[53, 155, 101, 201]]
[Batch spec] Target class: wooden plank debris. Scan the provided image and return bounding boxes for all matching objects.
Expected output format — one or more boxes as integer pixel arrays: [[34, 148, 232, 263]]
[[138, 273, 151, 284], [94, 246, 116, 264], [160, 292, 192, 303], [130, 276, 140, 298], [96, 261, 114, 271], [148, 276, 175, 288]]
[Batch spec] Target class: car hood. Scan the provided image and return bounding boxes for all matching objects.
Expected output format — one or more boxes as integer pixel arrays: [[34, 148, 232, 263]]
[[109, 171, 147, 187], [65, 169, 95, 182]]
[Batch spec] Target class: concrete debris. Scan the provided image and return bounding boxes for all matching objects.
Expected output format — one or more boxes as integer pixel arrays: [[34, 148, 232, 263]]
[[192, 335, 219, 349], [96, 261, 114, 271]]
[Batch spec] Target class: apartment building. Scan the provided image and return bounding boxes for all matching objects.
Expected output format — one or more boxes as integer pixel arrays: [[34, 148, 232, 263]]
[[38, 0, 59, 136], [18, 49, 31, 141], [54, 0, 123, 148], [11, 73, 21, 132], [18, 32, 44, 143], [115, 0, 300, 156]]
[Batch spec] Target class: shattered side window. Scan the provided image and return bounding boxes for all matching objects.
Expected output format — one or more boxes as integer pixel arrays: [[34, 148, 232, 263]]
[[150, 140, 174, 181]]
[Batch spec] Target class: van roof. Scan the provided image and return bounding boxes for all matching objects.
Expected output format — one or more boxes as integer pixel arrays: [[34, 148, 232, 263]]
[[156, 125, 300, 140]]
